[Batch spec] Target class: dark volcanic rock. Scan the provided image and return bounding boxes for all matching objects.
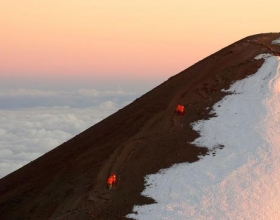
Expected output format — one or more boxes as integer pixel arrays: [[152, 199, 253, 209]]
[[0, 33, 280, 220]]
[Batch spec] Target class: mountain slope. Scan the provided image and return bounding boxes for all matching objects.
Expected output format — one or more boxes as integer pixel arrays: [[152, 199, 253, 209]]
[[128, 51, 280, 220], [0, 33, 280, 220]]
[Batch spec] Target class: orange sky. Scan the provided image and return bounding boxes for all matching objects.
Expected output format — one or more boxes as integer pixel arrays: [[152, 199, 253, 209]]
[[1, 0, 280, 85]]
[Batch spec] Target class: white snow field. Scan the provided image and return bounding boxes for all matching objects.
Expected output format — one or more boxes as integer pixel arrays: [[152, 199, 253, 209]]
[[127, 54, 280, 219]]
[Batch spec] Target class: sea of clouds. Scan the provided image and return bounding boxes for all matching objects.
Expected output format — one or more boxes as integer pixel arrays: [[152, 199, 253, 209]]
[[0, 87, 139, 178]]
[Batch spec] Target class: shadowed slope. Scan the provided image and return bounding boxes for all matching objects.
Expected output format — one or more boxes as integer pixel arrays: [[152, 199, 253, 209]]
[[0, 33, 280, 220]]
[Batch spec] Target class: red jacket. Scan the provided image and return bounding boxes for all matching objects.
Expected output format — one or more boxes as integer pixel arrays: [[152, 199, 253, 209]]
[[107, 174, 116, 185]]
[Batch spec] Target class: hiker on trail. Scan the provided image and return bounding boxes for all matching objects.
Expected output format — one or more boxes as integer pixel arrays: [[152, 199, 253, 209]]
[[107, 173, 117, 189], [176, 104, 185, 116]]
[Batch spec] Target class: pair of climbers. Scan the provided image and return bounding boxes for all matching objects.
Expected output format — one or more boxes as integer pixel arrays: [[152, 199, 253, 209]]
[[176, 104, 185, 116], [107, 173, 117, 189]]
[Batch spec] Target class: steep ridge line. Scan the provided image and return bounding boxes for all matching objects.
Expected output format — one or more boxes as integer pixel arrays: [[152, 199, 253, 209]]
[[1, 33, 280, 220], [32, 33, 280, 219], [247, 38, 280, 56], [90, 33, 280, 220]]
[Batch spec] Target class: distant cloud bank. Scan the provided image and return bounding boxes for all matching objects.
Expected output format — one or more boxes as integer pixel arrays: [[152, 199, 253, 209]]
[[0, 88, 139, 178], [0, 88, 136, 109]]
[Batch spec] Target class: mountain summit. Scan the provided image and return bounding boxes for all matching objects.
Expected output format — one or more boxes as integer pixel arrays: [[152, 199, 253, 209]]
[[1, 33, 280, 220]]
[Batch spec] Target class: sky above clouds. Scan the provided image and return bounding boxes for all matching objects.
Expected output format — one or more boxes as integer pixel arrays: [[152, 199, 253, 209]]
[[1, 0, 280, 87], [1, 0, 280, 178]]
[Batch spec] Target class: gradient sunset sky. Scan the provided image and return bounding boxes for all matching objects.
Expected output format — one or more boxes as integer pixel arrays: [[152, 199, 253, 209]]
[[1, 0, 279, 90]]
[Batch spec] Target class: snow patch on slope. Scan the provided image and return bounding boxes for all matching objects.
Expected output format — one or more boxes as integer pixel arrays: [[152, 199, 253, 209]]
[[127, 55, 280, 219], [255, 53, 272, 60], [272, 38, 280, 45]]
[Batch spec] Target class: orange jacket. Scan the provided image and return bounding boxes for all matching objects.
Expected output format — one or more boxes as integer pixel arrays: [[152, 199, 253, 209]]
[[176, 105, 181, 112], [107, 174, 116, 185], [176, 105, 184, 114]]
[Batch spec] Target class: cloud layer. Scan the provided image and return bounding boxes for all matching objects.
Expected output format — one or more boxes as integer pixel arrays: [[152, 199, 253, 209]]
[[0, 88, 138, 178], [0, 88, 136, 109]]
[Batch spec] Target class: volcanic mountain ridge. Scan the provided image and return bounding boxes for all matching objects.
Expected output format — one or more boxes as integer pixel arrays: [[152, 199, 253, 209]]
[[0, 33, 280, 220]]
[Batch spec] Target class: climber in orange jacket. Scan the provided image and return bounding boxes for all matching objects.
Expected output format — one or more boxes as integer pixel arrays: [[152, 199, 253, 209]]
[[176, 104, 185, 116], [176, 104, 181, 115], [107, 173, 117, 189]]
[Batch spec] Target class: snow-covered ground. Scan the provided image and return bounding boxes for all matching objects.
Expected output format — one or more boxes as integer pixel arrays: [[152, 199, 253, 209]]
[[127, 53, 280, 219], [272, 37, 280, 45]]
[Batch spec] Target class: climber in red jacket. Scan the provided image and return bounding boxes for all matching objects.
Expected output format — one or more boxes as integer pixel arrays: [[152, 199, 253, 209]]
[[107, 173, 117, 189], [176, 104, 185, 116]]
